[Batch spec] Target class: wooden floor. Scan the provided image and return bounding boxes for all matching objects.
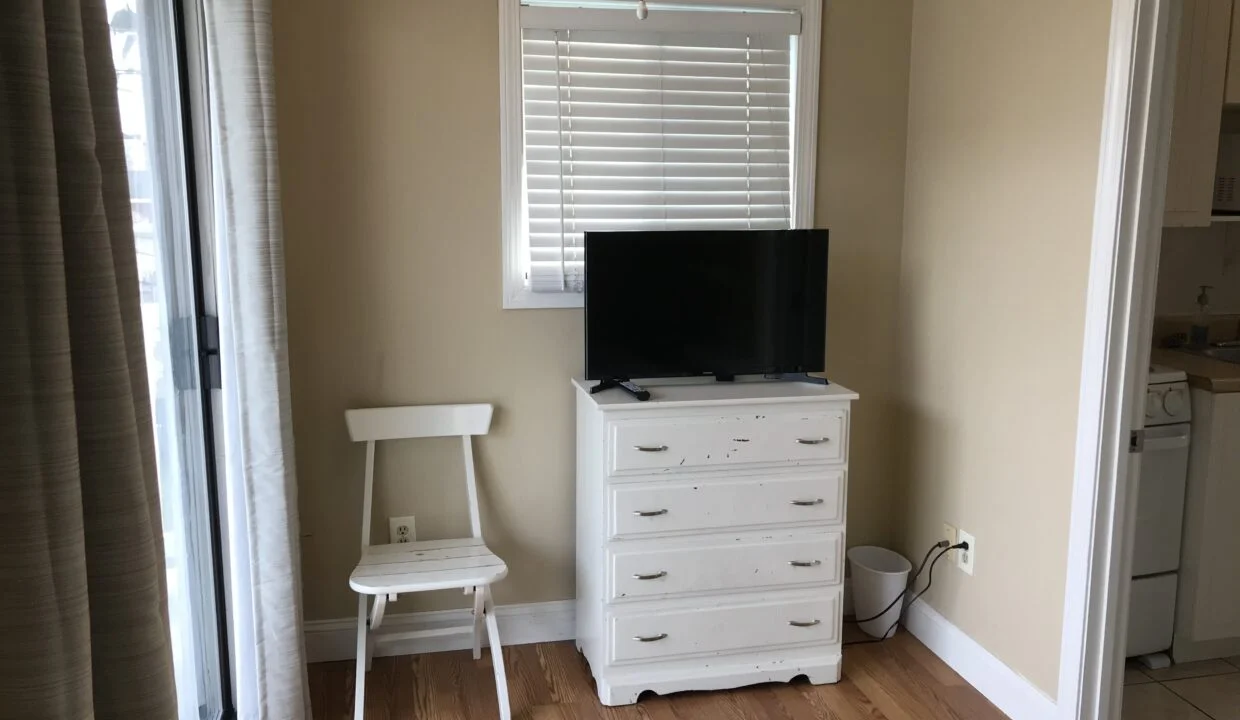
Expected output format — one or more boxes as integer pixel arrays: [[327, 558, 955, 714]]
[[308, 632, 1008, 719]]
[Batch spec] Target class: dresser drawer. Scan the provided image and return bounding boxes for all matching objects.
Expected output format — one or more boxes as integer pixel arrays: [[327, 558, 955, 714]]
[[608, 410, 846, 475], [608, 532, 842, 602], [610, 471, 844, 538], [608, 592, 841, 664]]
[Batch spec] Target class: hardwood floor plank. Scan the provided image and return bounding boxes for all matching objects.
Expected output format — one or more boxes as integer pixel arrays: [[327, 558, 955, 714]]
[[633, 694, 688, 720], [362, 657, 399, 720], [839, 648, 922, 720], [308, 635, 1008, 720], [793, 675, 889, 720], [667, 689, 757, 720], [874, 641, 971, 719], [390, 655, 418, 720], [892, 634, 965, 689], [537, 642, 595, 705], [759, 684, 821, 720], [859, 641, 978, 720], [507, 643, 556, 715]]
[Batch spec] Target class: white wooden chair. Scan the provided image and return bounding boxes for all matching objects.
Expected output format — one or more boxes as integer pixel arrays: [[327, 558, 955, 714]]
[[344, 404, 510, 720]]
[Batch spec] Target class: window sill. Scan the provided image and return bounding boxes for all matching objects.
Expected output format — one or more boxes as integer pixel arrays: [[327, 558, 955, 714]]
[[503, 287, 584, 310]]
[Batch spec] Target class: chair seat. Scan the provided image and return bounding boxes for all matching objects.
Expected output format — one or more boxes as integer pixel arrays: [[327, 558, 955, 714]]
[[350, 537, 508, 595]]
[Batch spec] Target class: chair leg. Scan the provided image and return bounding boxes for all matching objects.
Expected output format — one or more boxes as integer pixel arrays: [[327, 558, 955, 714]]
[[472, 587, 485, 660], [354, 594, 368, 720], [483, 586, 511, 720]]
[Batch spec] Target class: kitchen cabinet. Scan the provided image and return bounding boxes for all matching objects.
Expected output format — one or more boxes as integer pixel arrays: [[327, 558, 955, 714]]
[[1165, 0, 1232, 227], [1226, 0, 1240, 103], [1173, 389, 1240, 662]]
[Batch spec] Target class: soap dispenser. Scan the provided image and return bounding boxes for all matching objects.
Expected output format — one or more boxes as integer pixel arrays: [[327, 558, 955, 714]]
[[1191, 285, 1213, 346]]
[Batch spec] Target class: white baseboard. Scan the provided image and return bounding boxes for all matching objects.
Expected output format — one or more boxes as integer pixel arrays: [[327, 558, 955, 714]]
[[903, 601, 1058, 720], [304, 599, 575, 663]]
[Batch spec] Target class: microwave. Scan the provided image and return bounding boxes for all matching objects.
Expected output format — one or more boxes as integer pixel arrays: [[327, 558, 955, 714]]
[[1215, 133, 1240, 212]]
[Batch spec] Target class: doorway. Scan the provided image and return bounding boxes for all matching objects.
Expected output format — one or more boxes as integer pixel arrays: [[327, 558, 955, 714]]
[[1065, 1, 1240, 719]]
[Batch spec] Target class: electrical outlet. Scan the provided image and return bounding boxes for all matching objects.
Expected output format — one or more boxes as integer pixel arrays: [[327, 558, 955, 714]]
[[956, 529, 976, 575], [389, 515, 416, 544], [942, 523, 958, 556]]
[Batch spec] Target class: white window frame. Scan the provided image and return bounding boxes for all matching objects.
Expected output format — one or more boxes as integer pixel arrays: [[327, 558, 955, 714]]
[[498, 0, 823, 309]]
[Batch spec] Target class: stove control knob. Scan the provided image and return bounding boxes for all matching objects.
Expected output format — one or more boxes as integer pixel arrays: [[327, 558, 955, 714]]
[[1163, 388, 1187, 417], [1146, 390, 1159, 419]]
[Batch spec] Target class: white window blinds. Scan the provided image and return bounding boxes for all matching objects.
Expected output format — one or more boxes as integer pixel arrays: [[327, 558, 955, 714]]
[[521, 28, 794, 293]]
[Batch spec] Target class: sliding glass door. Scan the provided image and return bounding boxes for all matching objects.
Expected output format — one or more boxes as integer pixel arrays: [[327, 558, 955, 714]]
[[107, 2, 231, 718]]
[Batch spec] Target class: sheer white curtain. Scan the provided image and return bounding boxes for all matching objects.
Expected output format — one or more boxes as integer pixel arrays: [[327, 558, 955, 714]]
[[200, 0, 311, 717]]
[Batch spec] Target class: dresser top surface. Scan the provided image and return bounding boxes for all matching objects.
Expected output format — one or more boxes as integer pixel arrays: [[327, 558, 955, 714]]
[[573, 377, 858, 409]]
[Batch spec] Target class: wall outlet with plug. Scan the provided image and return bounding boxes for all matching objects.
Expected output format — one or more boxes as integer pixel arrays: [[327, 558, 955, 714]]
[[956, 529, 976, 575], [389, 515, 416, 544]]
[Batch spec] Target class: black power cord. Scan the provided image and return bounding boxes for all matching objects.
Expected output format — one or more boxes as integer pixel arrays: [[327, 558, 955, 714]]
[[843, 539, 970, 646]]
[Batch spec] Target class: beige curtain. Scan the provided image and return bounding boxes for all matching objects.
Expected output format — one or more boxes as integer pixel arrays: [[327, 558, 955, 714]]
[[0, 1, 178, 718]]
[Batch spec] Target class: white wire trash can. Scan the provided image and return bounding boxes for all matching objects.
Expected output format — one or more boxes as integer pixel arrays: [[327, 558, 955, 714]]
[[847, 546, 912, 639]]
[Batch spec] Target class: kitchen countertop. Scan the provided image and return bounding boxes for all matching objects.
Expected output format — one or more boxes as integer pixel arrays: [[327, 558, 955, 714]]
[[1151, 348, 1240, 393]]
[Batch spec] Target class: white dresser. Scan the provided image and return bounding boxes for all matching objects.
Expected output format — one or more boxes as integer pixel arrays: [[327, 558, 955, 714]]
[[573, 378, 857, 706]]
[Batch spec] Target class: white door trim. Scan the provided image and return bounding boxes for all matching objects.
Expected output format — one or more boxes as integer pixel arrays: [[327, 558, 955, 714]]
[[1060, 1, 1178, 719]]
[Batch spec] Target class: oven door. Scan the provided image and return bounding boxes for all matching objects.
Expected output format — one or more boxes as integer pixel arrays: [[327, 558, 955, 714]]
[[1132, 423, 1191, 577]]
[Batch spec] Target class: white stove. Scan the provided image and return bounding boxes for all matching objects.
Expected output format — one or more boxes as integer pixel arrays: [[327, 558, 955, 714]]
[[1145, 364, 1191, 427], [1128, 363, 1194, 664]]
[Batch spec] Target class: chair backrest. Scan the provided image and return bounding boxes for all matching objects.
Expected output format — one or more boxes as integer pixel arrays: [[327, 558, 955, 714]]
[[345, 404, 493, 441], [345, 404, 494, 551]]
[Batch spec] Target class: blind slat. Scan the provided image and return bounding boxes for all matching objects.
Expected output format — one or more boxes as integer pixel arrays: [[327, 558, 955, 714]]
[[526, 146, 789, 163], [527, 160, 790, 178], [521, 28, 793, 294], [528, 189, 792, 205], [526, 130, 788, 150], [523, 37, 791, 64], [524, 70, 787, 93], [525, 115, 786, 132], [526, 174, 791, 191], [529, 216, 790, 232], [523, 86, 790, 108], [524, 102, 788, 123], [523, 56, 790, 80]]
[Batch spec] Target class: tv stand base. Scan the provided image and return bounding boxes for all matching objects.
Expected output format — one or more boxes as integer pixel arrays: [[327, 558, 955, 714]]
[[589, 378, 651, 401], [766, 372, 830, 386]]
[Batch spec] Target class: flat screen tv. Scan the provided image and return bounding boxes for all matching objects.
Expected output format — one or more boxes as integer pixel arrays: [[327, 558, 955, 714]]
[[584, 229, 828, 382]]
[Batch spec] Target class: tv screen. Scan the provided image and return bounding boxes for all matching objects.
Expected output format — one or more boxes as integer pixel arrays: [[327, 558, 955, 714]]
[[584, 229, 828, 381]]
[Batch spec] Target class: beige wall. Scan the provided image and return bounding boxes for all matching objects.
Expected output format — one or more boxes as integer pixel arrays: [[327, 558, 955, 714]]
[[274, 0, 914, 622], [895, 0, 1112, 698]]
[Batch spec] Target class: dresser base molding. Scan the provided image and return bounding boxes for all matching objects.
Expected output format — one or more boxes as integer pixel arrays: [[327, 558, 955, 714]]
[[582, 646, 842, 706]]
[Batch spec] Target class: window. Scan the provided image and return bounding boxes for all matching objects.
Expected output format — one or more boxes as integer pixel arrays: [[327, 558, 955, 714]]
[[500, 0, 822, 309], [108, 1, 231, 717]]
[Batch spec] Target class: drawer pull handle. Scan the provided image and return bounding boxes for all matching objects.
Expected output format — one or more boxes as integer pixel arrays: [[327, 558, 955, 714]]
[[633, 445, 668, 452], [633, 633, 668, 642], [788, 619, 821, 628], [633, 509, 668, 517], [796, 437, 829, 445], [632, 571, 667, 580], [788, 560, 822, 567], [790, 498, 824, 506]]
